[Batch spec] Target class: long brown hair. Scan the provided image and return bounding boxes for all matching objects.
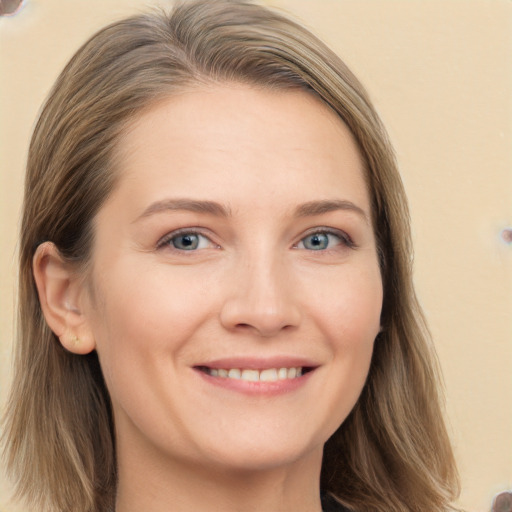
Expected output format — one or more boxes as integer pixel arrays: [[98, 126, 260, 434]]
[[2, 1, 460, 511]]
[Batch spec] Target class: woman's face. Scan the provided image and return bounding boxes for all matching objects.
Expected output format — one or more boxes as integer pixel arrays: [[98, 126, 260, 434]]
[[82, 85, 383, 474]]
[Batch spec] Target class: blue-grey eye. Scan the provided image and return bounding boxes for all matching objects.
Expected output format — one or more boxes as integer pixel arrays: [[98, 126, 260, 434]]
[[169, 233, 211, 250], [298, 232, 342, 250]]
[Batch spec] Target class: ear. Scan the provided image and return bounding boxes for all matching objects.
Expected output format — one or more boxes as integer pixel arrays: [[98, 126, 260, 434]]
[[33, 242, 96, 355]]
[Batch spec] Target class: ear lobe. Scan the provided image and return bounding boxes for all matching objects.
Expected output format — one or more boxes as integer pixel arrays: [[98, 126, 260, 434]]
[[33, 242, 96, 355]]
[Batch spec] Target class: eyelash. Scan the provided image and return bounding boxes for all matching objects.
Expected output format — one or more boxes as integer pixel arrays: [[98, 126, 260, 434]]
[[156, 227, 356, 252], [294, 228, 356, 251], [156, 228, 215, 251]]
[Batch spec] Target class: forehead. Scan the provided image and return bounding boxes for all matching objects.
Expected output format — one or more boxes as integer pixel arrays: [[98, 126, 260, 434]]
[[110, 84, 370, 216]]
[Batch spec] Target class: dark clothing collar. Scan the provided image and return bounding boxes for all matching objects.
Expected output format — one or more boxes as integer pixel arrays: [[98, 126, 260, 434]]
[[321, 491, 351, 512]]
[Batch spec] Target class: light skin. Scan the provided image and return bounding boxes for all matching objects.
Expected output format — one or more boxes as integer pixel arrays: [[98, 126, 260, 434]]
[[34, 85, 383, 512]]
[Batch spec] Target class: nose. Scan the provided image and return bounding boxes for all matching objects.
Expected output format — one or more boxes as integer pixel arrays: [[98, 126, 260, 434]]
[[219, 256, 301, 338]]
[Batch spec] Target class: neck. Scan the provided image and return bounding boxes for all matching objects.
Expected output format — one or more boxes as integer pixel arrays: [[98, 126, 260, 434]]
[[115, 436, 324, 512]]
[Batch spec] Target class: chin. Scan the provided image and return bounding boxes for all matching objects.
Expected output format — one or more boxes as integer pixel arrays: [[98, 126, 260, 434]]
[[202, 444, 322, 475], [192, 428, 327, 475]]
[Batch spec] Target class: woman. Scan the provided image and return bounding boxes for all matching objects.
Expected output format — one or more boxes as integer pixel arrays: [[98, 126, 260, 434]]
[[2, 1, 460, 511]]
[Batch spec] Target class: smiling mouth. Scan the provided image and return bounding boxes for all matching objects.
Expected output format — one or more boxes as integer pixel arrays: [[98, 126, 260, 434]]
[[195, 366, 315, 382]]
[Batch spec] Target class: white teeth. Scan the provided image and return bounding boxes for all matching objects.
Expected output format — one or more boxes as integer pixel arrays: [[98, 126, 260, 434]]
[[206, 366, 304, 381], [259, 368, 278, 382], [227, 368, 241, 379], [241, 369, 259, 382]]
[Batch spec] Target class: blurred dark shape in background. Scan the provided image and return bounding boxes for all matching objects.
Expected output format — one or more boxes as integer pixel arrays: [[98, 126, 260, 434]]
[[0, 0, 24, 16], [493, 492, 512, 512]]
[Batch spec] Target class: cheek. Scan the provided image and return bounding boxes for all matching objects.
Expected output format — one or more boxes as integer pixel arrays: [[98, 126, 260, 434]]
[[88, 260, 217, 384], [312, 263, 383, 347], [318, 266, 382, 422]]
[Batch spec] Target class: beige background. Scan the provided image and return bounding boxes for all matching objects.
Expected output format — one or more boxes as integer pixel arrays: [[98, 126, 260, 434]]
[[1, 1, 511, 511]]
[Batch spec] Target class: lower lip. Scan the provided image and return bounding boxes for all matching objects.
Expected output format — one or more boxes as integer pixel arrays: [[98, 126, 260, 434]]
[[193, 368, 316, 396]]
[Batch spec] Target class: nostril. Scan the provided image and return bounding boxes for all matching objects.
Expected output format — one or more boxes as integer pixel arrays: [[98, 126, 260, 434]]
[[219, 287, 301, 337]]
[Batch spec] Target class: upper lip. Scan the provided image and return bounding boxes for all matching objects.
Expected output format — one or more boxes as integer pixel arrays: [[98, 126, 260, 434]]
[[194, 356, 320, 370]]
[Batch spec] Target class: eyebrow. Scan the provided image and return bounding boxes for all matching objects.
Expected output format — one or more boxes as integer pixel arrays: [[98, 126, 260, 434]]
[[135, 197, 369, 223], [294, 199, 369, 223], [135, 198, 231, 221]]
